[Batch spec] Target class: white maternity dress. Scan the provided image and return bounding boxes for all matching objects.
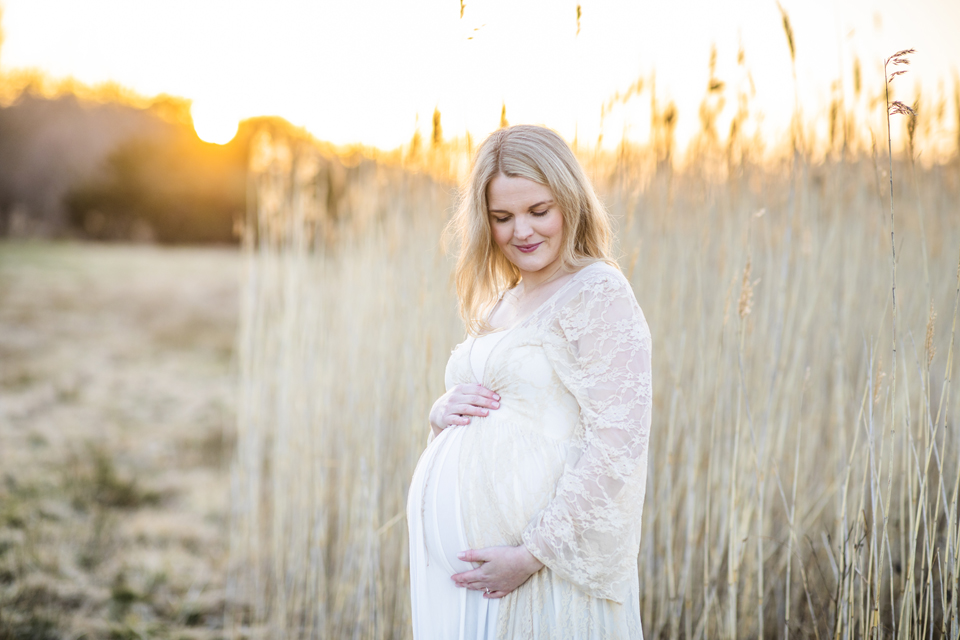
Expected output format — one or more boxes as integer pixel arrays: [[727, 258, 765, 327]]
[[407, 262, 652, 640]]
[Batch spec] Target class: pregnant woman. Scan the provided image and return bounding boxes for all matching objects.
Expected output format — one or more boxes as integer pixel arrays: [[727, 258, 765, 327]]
[[407, 125, 652, 639]]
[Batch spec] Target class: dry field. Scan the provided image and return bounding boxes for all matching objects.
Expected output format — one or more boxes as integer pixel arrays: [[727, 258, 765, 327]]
[[230, 137, 960, 639], [0, 143, 958, 640], [0, 243, 239, 639]]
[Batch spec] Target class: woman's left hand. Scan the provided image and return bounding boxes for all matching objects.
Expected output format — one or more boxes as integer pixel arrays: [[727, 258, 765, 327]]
[[452, 545, 544, 599]]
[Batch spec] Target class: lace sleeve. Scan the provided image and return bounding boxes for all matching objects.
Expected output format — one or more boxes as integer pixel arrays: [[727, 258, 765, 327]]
[[522, 270, 652, 603]]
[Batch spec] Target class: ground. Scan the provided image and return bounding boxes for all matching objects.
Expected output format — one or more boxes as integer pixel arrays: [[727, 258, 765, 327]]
[[0, 242, 239, 639]]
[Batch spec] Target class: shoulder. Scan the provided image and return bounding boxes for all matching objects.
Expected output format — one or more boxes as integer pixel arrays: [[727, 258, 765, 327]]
[[570, 261, 638, 306], [555, 261, 649, 341]]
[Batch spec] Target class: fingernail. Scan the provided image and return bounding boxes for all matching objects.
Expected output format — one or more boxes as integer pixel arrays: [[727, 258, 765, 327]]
[[492, 402, 499, 408], [494, 394, 501, 400], [457, 552, 466, 560], [482, 409, 488, 415]]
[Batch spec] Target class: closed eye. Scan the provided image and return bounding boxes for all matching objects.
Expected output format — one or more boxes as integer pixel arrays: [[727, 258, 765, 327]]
[[531, 209, 548, 217], [492, 215, 512, 223]]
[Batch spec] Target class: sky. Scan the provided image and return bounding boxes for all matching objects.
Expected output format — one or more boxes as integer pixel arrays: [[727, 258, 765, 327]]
[[1, 0, 958, 150]]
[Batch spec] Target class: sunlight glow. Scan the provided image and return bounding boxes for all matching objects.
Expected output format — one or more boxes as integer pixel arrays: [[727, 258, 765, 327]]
[[191, 101, 239, 145], [0, 0, 957, 151]]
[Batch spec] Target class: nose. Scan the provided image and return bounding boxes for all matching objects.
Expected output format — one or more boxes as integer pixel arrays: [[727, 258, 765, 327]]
[[513, 215, 533, 241]]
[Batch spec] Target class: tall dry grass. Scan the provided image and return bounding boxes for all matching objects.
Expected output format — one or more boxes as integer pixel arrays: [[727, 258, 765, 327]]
[[226, 59, 960, 639]]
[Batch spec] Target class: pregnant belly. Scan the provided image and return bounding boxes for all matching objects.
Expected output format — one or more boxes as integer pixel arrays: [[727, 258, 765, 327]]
[[457, 415, 569, 551], [408, 426, 475, 576], [407, 417, 569, 576]]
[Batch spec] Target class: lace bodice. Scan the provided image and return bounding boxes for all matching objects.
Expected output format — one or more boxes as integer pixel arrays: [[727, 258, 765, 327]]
[[439, 261, 652, 636], [469, 328, 513, 386]]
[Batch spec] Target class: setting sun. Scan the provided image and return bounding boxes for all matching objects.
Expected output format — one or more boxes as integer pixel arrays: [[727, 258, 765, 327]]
[[191, 101, 239, 145], [1, 0, 957, 151]]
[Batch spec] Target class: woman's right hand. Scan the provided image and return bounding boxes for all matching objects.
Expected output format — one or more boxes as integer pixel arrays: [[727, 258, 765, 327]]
[[429, 383, 500, 438]]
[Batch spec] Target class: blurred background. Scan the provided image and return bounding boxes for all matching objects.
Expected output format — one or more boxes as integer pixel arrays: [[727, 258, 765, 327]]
[[0, 1, 958, 639]]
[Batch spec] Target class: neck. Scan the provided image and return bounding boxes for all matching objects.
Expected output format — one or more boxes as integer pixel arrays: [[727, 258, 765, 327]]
[[519, 259, 566, 293]]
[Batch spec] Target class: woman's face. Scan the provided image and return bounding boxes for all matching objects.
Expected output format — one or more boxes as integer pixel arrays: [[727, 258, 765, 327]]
[[486, 174, 564, 281]]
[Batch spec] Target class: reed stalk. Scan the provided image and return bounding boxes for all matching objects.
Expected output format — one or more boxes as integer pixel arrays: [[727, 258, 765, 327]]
[[225, 70, 960, 638]]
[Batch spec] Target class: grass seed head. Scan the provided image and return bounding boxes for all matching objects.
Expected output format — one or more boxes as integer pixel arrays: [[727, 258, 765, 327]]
[[738, 257, 754, 319], [925, 300, 937, 367], [874, 356, 885, 405], [776, 2, 796, 64], [432, 107, 443, 147], [954, 74, 960, 156], [907, 99, 919, 155], [853, 57, 862, 97], [888, 100, 916, 117], [886, 49, 916, 66], [885, 49, 916, 85]]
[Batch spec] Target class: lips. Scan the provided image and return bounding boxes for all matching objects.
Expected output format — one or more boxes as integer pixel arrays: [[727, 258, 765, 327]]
[[515, 242, 543, 254]]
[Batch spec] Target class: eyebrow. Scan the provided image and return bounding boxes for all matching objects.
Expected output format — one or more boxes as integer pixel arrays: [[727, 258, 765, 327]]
[[488, 199, 554, 214]]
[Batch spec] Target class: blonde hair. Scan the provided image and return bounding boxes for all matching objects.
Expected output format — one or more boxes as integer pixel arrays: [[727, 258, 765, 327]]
[[447, 125, 615, 335]]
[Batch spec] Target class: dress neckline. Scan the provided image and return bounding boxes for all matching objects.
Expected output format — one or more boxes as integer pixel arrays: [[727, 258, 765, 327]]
[[487, 261, 603, 334], [467, 262, 605, 384]]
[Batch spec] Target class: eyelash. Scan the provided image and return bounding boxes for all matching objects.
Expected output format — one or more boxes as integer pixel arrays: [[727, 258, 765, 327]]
[[493, 210, 548, 224]]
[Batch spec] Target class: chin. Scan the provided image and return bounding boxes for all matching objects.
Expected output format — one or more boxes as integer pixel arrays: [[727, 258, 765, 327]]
[[504, 244, 561, 274], [516, 258, 557, 274]]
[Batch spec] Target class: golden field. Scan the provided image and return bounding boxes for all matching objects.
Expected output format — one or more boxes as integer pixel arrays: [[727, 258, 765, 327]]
[[226, 124, 960, 639], [2, 65, 960, 639]]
